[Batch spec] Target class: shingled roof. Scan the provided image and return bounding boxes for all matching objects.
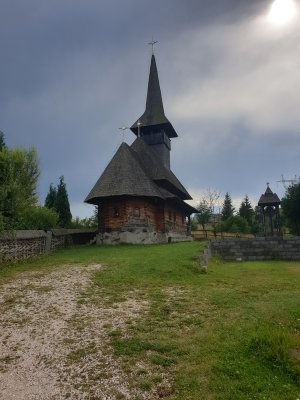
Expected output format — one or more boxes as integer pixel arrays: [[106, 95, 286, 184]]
[[131, 137, 192, 200], [85, 139, 196, 214], [131, 55, 178, 139], [258, 185, 281, 206], [85, 142, 166, 204]]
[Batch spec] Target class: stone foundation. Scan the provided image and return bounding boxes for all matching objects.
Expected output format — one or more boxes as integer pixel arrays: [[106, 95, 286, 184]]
[[95, 228, 193, 245], [211, 237, 300, 260]]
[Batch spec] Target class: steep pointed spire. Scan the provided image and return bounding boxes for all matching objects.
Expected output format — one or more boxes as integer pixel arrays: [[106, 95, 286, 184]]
[[131, 55, 178, 138]]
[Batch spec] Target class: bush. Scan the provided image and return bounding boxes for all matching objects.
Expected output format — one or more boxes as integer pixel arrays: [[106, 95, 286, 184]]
[[18, 206, 59, 230], [221, 215, 250, 234]]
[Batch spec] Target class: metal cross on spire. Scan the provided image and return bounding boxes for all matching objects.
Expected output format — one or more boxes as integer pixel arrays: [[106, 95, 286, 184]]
[[148, 38, 158, 54], [119, 125, 129, 142], [137, 120, 142, 137]]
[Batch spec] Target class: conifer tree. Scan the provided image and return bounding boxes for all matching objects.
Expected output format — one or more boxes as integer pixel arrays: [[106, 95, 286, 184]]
[[44, 183, 57, 210], [221, 192, 235, 221], [238, 195, 254, 226], [282, 183, 300, 235], [55, 176, 72, 227], [0, 131, 6, 150]]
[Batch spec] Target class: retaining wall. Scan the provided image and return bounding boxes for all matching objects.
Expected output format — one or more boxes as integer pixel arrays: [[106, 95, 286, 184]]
[[211, 237, 300, 260]]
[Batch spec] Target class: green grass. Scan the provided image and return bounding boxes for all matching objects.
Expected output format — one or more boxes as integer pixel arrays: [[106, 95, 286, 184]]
[[1, 242, 300, 399]]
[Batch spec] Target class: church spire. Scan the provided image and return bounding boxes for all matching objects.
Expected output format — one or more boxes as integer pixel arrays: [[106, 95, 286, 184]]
[[130, 54, 178, 139]]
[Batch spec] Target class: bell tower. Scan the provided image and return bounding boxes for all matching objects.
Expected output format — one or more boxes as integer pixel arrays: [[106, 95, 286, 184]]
[[130, 54, 178, 169]]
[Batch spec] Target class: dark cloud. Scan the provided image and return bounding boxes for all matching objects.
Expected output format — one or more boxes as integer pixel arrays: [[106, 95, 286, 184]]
[[1, 0, 298, 216]]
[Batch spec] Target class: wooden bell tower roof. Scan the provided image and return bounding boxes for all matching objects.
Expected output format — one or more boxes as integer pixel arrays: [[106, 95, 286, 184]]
[[258, 184, 281, 206], [130, 55, 178, 139]]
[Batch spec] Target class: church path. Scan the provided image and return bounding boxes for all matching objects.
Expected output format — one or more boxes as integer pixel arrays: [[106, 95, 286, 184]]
[[0, 263, 164, 400]]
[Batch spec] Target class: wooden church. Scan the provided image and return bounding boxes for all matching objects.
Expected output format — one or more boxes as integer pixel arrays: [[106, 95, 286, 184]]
[[85, 53, 197, 244]]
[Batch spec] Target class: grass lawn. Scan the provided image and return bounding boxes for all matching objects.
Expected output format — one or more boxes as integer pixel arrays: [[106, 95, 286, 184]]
[[1, 241, 300, 399]]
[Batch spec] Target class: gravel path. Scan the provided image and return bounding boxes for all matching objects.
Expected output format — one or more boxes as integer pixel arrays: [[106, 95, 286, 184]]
[[0, 264, 150, 399]]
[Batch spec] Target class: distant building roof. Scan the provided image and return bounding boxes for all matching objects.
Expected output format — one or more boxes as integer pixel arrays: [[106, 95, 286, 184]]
[[258, 185, 281, 206]]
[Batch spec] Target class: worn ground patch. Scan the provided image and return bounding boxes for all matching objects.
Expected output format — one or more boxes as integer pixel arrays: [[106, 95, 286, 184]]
[[0, 264, 156, 400]]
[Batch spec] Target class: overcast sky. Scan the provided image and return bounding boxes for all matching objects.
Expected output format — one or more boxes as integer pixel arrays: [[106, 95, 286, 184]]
[[1, 0, 300, 217]]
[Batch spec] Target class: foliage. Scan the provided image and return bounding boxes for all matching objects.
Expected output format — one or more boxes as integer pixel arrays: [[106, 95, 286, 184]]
[[190, 217, 198, 231], [195, 199, 211, 231], [71, 215, 97, 229], [252, 206, 262, 235], [45, 176, 72, 228], [238, 195, 254, 227], [1, 243, 299, 399], [44, 183, 57, 210], [18, 206, 59, 230], [0, 131, 6, 150], [55, 176, 72, 228], [221, 215, 250, 234], [221, 192, 235, 221], [195, 188, 221, 235], [0, 145, 40, 230], [281, 183, 300, 235]]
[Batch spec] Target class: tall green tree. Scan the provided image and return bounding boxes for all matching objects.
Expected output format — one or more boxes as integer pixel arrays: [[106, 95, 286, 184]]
[[0, 131, 6, 150], [221, 192, 235, 221], [0, 145, 40, 230], [238, 195, 254, 227], [55, 176, 72, 228], [45, 183, 57, 210], [281, 183, 300, 235]]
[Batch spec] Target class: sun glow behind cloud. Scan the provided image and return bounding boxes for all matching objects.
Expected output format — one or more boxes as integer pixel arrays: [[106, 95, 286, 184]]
[[267, 0, 298, 26]]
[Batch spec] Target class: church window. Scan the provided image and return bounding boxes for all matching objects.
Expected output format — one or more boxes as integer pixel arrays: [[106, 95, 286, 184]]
[[133, 207, 140, 217], [169, 210, 172, 220], [173, 212, 176, 222], [113, 207, 120, 217]]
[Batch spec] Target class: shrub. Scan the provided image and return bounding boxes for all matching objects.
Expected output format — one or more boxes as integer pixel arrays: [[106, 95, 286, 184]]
[[18, 206, 58, 230]]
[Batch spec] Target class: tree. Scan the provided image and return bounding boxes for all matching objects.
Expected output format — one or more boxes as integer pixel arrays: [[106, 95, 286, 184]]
[[45, 183, 57, 210], [0, 145, 40, 230], [221, 192, 235, 221], [196, 199, 211, 233], [221, 215, 250, 234], [281, 183, 300, 235], [55, 176, 72, 228], [238, 195, 254, 227], [0, 131, 6, 150]]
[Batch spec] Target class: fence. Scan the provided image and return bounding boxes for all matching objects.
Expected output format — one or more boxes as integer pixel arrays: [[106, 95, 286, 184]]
[[192, 229, 254, 240], [0, 229, 97, 264]]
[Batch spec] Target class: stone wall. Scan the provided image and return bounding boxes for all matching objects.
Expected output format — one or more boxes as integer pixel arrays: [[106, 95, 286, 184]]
[[0, 231, 47, 264], [95, 228, 193, 245], [211, 237, 300, 260]]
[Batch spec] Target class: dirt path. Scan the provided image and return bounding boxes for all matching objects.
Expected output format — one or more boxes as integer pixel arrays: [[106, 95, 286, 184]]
[[0, 264, 149, 399]]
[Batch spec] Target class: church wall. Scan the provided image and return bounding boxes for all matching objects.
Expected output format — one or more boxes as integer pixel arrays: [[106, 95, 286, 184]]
[[98, 197, 164, 232], [96, 197, 191, 244], [99, 197, 188, 234], [164, 202, 188, 235]]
